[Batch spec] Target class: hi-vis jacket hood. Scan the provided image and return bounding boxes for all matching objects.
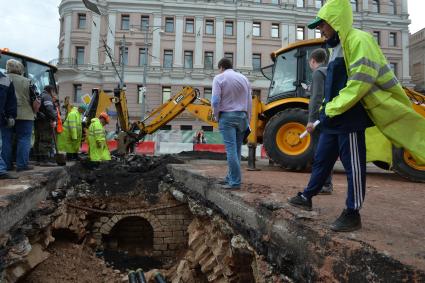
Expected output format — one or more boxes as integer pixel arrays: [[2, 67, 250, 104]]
[[88, 118, 111, 161], [317, 0, 425, 165]]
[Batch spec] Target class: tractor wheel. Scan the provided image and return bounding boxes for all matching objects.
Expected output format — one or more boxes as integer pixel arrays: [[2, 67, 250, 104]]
[[392, 147, 425, 182], [263, 108, 318, 171]]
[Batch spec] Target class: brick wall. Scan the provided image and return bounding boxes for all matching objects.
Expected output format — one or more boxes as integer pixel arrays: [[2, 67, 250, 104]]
[[92, 204, 193, 262]]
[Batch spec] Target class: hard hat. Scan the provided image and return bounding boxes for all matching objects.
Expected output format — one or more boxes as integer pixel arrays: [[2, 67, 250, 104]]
[[99, 112, 110, 124]]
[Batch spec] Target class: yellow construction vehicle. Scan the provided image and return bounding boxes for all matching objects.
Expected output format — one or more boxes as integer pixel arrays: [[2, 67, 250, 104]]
[[83, 38, 425, 182], [83, 86, 216, 154]]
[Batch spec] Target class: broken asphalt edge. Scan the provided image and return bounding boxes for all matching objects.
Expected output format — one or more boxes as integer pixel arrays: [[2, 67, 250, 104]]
[[0, 167, 70, 234], [167, 163, 425, 282]]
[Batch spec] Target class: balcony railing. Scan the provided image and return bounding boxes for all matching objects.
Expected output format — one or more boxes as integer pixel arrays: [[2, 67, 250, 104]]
[[51, 58, 265, 78]]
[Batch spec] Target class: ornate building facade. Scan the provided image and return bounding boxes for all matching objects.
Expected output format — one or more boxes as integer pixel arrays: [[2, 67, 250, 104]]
[[56, 0, 410, 130]]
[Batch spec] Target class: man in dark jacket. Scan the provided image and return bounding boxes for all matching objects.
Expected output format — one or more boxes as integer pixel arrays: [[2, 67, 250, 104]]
[[34, 85, 57, 166], [0, 72, 18, 179]]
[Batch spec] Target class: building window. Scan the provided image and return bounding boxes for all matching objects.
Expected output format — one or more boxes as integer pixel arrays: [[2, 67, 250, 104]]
[[389, 32, 397, 47], [271, 0, 280, 4], [119, 47, 128, 65], [252, 53, 261, 71], [139, 48, 148, 66], [253, 0, 261, 3], [315, 0, 324, 9], [315, 29, 322, 38], [163, 50, 173, 68], [137, 85, 145, 104], [180, 125, 192, 131], [253, 22, 261, 37], [76, 46, 84, 65], [121, 15, 129, 30], [141, 16, 149, 31], [78, 13, 86, 29], [225, 21, 234, 36], [73, 84, 82, 103], [296, 0, 304, 8], [271, 23, 279, 38], [389, 63, 397, 76], [160, 125, 172, 130], [204, 88, 212, 100], [224, 52, 233, 66], [184, 51, 193, 69], [165, 17, 174, 33], [371, 0, 380, 13], [185, 18, 194, 33], [351, 0, 358, 12], [204, 52, 214, 69], [162, 86, 171, 102], [252, 89, 261, 97], [389, 0, 396, 14], [296, 26, 305, 40], [373, 31, 380, 45], [205, 19, 214, 35]]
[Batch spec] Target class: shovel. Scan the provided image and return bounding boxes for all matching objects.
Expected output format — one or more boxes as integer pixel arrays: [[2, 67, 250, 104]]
[[52, 128, 66, 166]]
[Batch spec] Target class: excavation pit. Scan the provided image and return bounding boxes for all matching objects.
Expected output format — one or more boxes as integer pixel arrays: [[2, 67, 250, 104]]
[[1, 153, 424, 282], [1, 154, 275, 283]]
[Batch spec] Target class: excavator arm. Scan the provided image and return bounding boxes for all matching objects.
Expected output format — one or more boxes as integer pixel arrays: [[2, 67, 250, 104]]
[[117, 86, 217, 154]]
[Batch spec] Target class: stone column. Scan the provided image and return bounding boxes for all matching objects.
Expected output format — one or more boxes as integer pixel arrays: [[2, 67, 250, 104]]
[[281, 23, 289, 47], [236, 20, 245, 69], [401, 29, 411, 84], [63, 13, 72, 59], [194, 16, 204, 68], [288, 24, 296, 44], [105, 12, 116, 63], [401, 0, 408, 15], [90, 13, 100, 65], [244, 21, 253, 70], [151, 13, 162, 66], [362, 0, 368, 12], [215, 17, 224, 68], [174, 15, 184, 68]]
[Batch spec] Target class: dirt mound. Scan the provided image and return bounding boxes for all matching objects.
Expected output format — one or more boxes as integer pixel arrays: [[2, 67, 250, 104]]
[[20, 240, 122, 283], [69, 155, 184, 199]]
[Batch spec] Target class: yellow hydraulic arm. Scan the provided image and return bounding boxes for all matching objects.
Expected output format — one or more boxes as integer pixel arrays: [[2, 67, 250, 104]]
[[116, 86, 217, 154]]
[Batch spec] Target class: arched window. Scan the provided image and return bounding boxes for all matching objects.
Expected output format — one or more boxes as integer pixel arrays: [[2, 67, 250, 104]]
[[389, 0, 396, 14], [351, 0, 358, 12], [371, 0, 380, 13]]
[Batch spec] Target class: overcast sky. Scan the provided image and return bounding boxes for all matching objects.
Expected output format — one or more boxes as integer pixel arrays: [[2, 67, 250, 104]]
[[0, 0, 424, 63]]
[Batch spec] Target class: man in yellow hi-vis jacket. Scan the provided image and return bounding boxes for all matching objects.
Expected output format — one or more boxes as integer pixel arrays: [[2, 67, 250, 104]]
[[289, 0, 425, 232], [57, 104, 87, 160], [88, 112, 111, 162]]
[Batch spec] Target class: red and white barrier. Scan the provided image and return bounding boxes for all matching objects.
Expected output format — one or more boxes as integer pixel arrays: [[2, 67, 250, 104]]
[[81, 141, 268, 159]]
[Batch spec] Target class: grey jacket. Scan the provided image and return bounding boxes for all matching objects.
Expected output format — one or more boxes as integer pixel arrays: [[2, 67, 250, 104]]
[[8, 73, 35, 121], [308, 66, 327, 123]]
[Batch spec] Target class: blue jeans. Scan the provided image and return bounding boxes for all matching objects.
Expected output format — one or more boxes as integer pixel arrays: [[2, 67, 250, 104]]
[[0, 128, 7, 175], [1, 120, 34, 170], [219, 111, 249, 187]]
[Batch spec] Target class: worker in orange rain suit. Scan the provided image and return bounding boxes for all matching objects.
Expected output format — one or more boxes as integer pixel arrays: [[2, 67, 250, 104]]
[[88, 112, 111, 162], [315, 0, 425, 166], [57, 104, 87, 160]]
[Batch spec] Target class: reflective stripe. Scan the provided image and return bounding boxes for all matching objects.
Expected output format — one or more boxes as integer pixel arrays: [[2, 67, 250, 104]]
[[378, 64, 392, 77], [350, 58, 393, 78], [350, 57, 380, 72], [349, 72, 375, 84], [378, 77, 399, 90]]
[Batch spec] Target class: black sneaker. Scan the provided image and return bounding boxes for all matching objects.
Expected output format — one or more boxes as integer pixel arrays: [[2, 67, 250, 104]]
[[16, 165, 34, 172], [288, 192, 312, 211], [330, 209, 362, 232], [319, 183, 333, 195]]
